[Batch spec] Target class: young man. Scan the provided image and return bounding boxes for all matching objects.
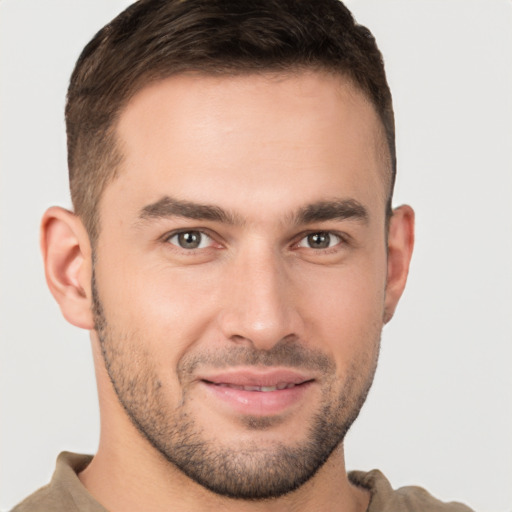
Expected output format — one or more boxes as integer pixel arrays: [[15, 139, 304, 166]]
[[12, 1, 473, 511]]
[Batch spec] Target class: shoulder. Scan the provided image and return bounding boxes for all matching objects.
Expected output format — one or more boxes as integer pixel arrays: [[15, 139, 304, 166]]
[[10, 452, 103, 512], [11, 484, 64, 512], [349, 469, 474, 512]]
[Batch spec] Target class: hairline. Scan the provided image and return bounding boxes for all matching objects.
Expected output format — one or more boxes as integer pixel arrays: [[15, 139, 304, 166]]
[[83, 66, 394, 247]]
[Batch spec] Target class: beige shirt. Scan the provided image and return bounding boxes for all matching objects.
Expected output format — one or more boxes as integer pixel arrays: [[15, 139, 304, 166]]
[[12, 452, 474, 512]]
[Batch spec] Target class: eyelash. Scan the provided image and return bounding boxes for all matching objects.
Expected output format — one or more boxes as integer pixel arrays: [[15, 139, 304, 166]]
[[163, 229, 218, 252], [162, 229, 349, 255], [295, 231, 347, 252]]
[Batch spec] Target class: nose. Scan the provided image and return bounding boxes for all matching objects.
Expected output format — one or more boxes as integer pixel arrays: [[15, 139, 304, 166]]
[[218, 245, 303, 351]]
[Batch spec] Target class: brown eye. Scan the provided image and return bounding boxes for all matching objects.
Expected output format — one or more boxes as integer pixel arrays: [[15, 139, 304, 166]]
[[167, 231, 212, 249]]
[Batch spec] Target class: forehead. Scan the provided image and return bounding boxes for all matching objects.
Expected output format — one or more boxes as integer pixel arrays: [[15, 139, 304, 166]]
[[108, 71, 388, 223]]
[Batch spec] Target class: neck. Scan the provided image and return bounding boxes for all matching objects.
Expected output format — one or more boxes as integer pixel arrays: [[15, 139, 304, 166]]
[[80, 435, 369, 512], [81, 340, 369, 512]]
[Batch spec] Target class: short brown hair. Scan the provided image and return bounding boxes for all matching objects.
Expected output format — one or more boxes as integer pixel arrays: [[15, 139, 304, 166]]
[[66, 0, 395, 243]]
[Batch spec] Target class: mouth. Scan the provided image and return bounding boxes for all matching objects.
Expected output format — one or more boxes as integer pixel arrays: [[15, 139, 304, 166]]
[[203, 381, 305, 392], [197, 369, 316, 416]]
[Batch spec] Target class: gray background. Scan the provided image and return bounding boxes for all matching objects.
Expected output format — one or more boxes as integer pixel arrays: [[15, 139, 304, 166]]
[[1, 1, 511, 510]]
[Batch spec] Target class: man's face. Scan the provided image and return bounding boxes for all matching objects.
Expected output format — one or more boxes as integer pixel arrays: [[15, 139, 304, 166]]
[[92, 71, 391, 499]]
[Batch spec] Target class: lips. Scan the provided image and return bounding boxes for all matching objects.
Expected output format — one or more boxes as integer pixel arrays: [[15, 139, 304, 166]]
[[199, 369, 312, 388], [207, 382, 299, 392], [197, 369, 315, 416]]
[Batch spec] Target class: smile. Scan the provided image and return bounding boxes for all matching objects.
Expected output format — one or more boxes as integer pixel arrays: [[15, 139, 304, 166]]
[[197, 369, 316, 416], [203, 381, 301, 392]]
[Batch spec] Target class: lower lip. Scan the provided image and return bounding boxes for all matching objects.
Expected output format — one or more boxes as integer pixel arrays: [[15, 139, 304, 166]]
[[200, 381, 314, 416]]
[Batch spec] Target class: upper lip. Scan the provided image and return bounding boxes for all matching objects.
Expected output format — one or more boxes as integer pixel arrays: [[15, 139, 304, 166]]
[[198, 368, 314, 387]]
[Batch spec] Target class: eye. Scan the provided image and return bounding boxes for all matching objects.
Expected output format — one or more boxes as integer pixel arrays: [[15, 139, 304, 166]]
[[297, 231, 342, 250], [166, 230, 213, 250]]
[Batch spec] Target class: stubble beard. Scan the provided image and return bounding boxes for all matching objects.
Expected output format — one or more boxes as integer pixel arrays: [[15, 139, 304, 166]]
[[91, 274, 380, 500]]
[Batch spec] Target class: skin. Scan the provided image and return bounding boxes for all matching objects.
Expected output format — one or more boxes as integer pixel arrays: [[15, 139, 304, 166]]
[[42, 71, 414, 512]]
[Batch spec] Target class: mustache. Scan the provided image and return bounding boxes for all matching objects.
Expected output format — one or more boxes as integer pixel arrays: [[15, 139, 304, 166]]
[[177, 339, 335, 378]]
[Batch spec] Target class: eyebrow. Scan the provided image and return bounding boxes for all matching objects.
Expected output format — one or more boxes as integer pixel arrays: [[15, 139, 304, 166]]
[[138, 196, 368, 226], [293, 199, 369, 225], [139, 196, 241, 224]]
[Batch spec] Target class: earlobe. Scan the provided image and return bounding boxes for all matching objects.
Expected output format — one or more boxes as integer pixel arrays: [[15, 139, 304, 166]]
[[384, 205, 415, 324], [41, 206, 95, 330]]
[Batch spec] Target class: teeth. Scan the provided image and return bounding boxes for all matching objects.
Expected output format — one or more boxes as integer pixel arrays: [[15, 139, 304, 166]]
[[214, 382, 296, 392]]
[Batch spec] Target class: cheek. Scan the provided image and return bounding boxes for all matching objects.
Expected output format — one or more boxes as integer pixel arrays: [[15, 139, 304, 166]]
[[297, 257, 387, 361], [95, 256, 222, 363]]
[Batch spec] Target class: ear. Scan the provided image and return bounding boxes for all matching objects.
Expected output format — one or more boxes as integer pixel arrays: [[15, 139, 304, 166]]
[[41, 206, 95, 330], [384, 205, 415, 324]]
